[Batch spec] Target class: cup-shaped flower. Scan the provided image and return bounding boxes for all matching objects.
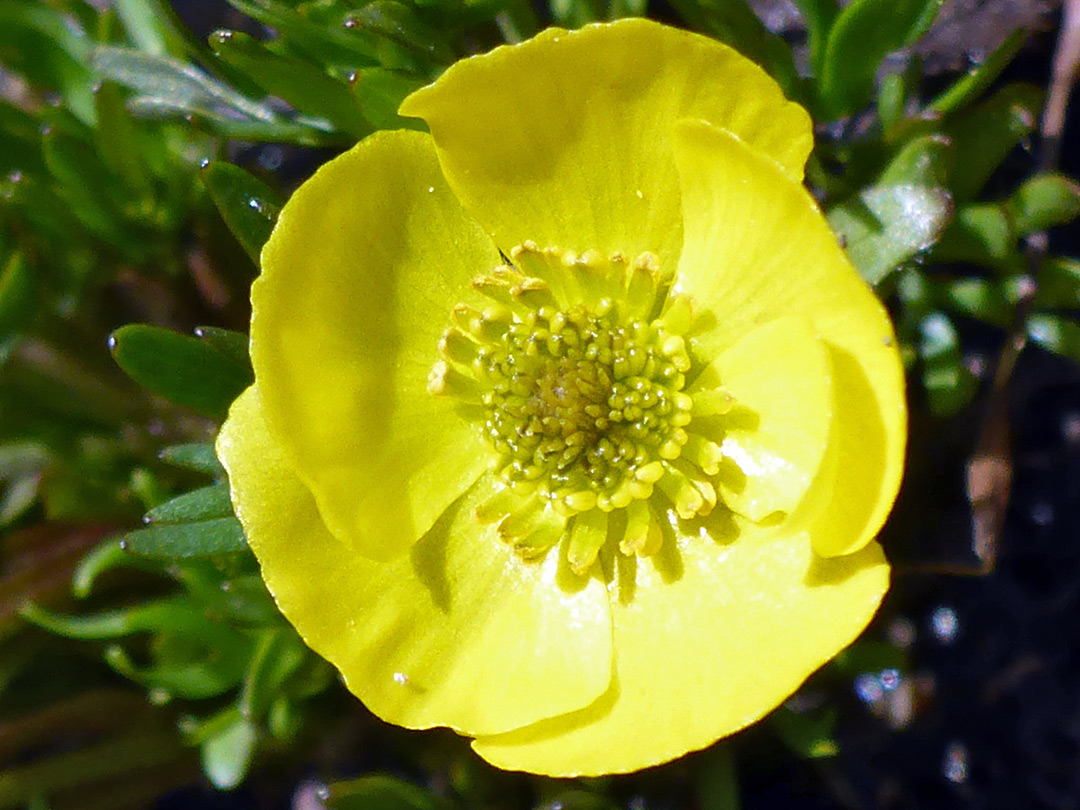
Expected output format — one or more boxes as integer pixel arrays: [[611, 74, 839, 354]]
[[217, 18, 906, 777]]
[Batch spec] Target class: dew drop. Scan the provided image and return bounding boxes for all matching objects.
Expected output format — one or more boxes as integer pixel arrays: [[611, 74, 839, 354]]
[[854, 672, 883, 703], [199, 158, 210, 169], [879, 668, 900, 691], [931, 605, 958, 644], [248, 198, 265, 214], [393, 671, 408, 685], [427, 186, 435, 193], [942, 741, 968, 783]]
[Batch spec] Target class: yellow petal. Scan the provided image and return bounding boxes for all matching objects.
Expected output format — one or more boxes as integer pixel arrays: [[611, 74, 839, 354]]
[[692, 317, 832, 522], [252, 130, 503, 560], [672, 119, 906, 557], [217, 387, 614, 736], [472, 527, 889, 775], [399, 19, 812, 267]]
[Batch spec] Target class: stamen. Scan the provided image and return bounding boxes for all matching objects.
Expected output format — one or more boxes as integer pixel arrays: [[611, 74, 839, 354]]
[[567, 509, 609, 575], [620, 499, 663, 556]]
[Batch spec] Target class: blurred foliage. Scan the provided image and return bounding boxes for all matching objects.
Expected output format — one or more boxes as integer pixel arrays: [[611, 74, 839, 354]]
[[0, 0, 1077, 807]]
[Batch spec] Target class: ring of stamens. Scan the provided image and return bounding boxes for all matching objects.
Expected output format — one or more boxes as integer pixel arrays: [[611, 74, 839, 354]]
[[429, 243, 734, 573]]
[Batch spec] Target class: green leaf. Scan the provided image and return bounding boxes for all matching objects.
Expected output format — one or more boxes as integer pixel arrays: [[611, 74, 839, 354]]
[[0, 2, 97, 125], [827, 184, 953, 284], [112, 0, 188, 57], [791, 0, 839, 73], [109, 324, 253, 418], [209, 30, 370, 136], [240, 627, 307, 720], [770, 706, 839, 759], [72, 538, 155, 598], [1008, 173, 1080, 234], [21, 596, 243, 645], [195, 326, 252, 372], [930, 29, 1027, 114], [200, 162, 282, 265], [0, 252, 37, 342], [1035, 256, 1080, 310], [352, 68, 427, 131], [877, 133, 953, 187], [324, 774, 453, 810], [1027, 313, 1080, 365], [93, 45, 277, 120], [227, 0, 380, 68], [159, 442, 226, 475], [932, 203, 1018, 270], [818, 0, 943, 118], [943, 83, 1042, 202], [668, 0, 801, 97], [201, 714, 259, 790], [121, 517, 248, 558], [144, 483, 233, 523], [918, 311, 975, 414], [940, 278, 1012, 327], [94, 82, 154, 197], [346, 1, 456, 64], [105, 643, 244, 699]]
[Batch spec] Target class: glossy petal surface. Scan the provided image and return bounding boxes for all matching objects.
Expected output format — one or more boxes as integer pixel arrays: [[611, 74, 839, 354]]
[[218, 387, 614, 735], [472, 527, 890, 775], [672, 120, 906, 556], [400, 18, 812, 266], [694, 317, 832, 522], [252, 130, 502, 560]]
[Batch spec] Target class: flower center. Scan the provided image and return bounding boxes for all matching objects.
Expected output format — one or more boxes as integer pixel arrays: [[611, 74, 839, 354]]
[[429, 243, 734, 573]]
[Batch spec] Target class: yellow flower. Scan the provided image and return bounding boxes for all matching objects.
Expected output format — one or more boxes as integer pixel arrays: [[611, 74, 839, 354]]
[[216, 19, 906, 776]]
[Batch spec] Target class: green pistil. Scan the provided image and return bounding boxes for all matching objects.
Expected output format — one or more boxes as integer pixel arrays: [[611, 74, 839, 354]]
[[430, 243, 734, 573]]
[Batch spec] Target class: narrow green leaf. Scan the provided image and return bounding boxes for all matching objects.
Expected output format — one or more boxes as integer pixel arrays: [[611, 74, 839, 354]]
[[240, 628, 307, 720], [209, 30, 370, 136], [109, 324, 253, 418], [346, 1, 456, 64], [72, 538, 154, 598], [200, 162, 282, 264], [144, 483, 233, 524], [112, 0, 187, 56], [943, 83, 1042, 202], [20, 597, 240, 643], [121, 517, 248, 558], [94, 82, 154, 197], [92, 45, 280, 124], [324, 774, 452, 810], [930, 29, 1027, 114], [227, 0, 380, 68], [1027, 313, 1080, 366], [201, 715, 258, 790], [159, 442, 226, 475], [818, 0, 943, 118], [105, 644, 244, 699], [791, 0, 839, 73], [352, 68, 426, 131], [827, 184, 953, 285], [1008, 173, 1080, 234], [0, 252, 36, 341]]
